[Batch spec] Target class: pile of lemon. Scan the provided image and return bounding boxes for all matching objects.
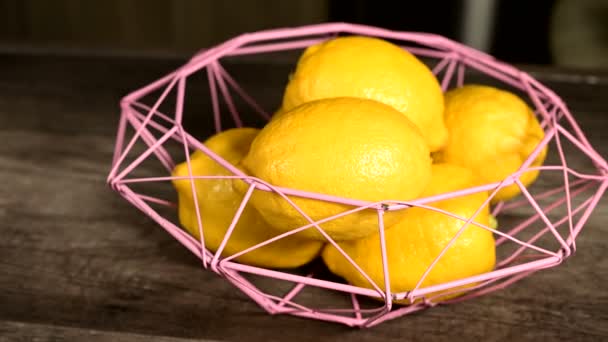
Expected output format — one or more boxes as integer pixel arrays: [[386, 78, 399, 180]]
[[172, 36, 547, 301]]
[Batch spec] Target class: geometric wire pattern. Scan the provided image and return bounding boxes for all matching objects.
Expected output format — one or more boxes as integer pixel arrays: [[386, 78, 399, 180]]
[[106, 23, 608, 327]]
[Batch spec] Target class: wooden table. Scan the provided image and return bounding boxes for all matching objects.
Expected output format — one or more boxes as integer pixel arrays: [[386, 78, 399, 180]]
[[1, 53, 607, 341]]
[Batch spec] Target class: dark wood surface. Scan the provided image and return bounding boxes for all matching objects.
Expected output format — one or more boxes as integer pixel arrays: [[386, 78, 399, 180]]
[[1, 53, 607, 342]]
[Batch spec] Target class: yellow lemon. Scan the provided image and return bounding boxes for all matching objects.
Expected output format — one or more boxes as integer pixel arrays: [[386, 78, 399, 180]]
[[272, 106, 285, 119], [322, 163, 496, 303], [281, 36, 448, 151], [434, 85, 547, 203], [236, 97, 432, 241], [172, 128, 323, 268]]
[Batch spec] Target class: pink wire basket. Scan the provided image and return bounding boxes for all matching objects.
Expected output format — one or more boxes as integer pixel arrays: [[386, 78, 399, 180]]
[[107, 23, 608, 327]]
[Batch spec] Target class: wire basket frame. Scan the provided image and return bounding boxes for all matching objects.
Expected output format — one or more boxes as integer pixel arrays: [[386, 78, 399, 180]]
[[107, 23, 608, 327]]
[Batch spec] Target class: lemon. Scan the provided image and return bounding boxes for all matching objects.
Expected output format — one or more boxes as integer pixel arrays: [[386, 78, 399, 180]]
[[172, 128, 323, 268], [236, 97, 432, 241], [434, 85, 547, 203], [322, 163, 496, 303], [272, 106, 285, 120], [281, 36, 448, 151]]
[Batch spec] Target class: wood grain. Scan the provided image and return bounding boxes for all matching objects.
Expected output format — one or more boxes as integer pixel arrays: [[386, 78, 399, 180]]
[[0, 54, 607, 341], [0, 320, 220, 342]]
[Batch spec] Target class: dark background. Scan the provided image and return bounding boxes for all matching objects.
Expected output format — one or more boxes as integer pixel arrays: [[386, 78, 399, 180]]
[[329, 0, 555, 65], [0, 0, 606, 69]]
